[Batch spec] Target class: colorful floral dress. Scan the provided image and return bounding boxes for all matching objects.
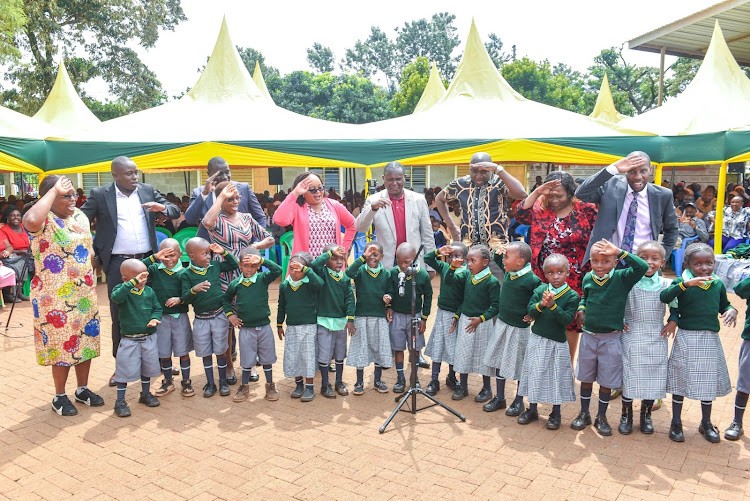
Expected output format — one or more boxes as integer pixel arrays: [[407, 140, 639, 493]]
[[30, 209, 99, 366]]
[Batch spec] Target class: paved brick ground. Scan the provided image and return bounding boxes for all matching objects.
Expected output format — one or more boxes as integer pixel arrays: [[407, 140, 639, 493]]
[[0, 277, 748, 500]]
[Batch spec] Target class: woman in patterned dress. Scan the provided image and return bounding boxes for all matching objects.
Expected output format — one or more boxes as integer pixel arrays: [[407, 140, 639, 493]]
[[203, 181, 274, 383], [708, 195, 750, 252], [23, 175, 104, 416], [515, 171, 598, 361]]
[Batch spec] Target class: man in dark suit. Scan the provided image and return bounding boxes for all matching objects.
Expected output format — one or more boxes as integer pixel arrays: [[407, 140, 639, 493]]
[[81, 156, 180, 384], [184, 156, 266, 240], [575, 151, 678, 263]]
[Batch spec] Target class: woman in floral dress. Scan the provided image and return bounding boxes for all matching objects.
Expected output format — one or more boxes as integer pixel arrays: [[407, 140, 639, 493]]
[[23, 175, 104, 416], [515, 171, 598, 361]]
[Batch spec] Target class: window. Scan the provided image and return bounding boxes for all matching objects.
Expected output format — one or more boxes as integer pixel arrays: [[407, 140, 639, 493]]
[[405, 166, 426, 191], [309, 168, 341, 194], [82, 173, 102, 195]]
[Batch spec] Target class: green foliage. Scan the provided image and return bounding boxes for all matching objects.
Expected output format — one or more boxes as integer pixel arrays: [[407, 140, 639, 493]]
[[587, 47, 658, 115], [237, 46, 282, 95], [2, 0, 185, 115], [83, 98, 129, 121], [501, 58, 590, 113], [485, 33, 510, 69], [0, 0, 26, 63], [306, 43, 334, 73], [391, 57, 435, 116]]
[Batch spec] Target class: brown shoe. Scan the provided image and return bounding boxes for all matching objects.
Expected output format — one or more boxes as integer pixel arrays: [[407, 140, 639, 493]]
[[109, 372, 116, 387], [233, 384, 250, 402], [154, 379, 175, 397], [265, 383, 279, 401]]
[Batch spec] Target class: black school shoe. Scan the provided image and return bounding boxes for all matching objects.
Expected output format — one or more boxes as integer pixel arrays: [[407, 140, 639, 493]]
[[74, 388, 104, 407], [301, 386, 316, 402], [618, 414, 633, 435], [546, 415, 561, 430], [203, 383, 217, 398], [474, 387, 492, 403], [698, 421, 721, 443], [445, 374, 458, 391], [570, 411, 592, 430], [639, 409, 654, 434], [669, 423, 685, 442], [138, 392, 160, 407], [425, 380, 440, 396], [483, 396, 506, 412], [291, 381, 304, 399], [517, 409, 539, 425], [724, 420, 744, 441], [418, 354, 430, 369], [249, 371, 260, 383], [594, 415, 613, 436], [52, 395, 78, 416], [226, 375, 237, 386], [321, 383, 336, 399], [114, 400, 131, 418], [505, 399, 524, 417], [452, 386, 468, 400], [219, 380, 231, 396], [393, 377, 406, 394]]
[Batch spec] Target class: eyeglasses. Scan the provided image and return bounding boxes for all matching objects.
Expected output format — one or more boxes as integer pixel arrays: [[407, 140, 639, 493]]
[[57, 194, 78, 201], [308, 186, 326, 194]]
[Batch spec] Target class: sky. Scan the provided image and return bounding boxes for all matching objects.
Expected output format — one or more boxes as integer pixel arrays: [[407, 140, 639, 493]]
[[82, 0, 719, 100]]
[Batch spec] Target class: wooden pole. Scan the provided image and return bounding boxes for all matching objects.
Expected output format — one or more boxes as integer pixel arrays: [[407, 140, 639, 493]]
[[658, 46, 666, 107]]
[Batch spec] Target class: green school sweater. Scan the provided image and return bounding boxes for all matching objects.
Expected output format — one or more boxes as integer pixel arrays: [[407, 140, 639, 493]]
[[660, 277, 734, 333], [579, 251, 648, 333], [141, 256, 188, 315], [110, 281, 162, 337], [222, 258, 282, 327], [424, 249, 466, 313], [451, 268, 500, 323], [277, 267, 324, 326], [310, 251, 355, 320], [345, 257, 389, 318], [733, 276, 750, 340], [385, 266, 433, 320], [494, 253, 543, 327], [180, 252, 239, 314], [527, 284, 580, 343]]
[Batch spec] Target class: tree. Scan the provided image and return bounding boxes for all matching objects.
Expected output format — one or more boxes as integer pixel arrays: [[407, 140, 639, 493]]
[[341, 27, 398, 90], [587, 47, 659, 115], [0, 0, 25, 63], [306, 43, 334, 73], [485, 33, 510, 69], [390, 56, 441, 116], [326, 74, 395, 123], [236, 46, 282, 96], [501, 57, 590, 113], [2, 1, 185, 115]]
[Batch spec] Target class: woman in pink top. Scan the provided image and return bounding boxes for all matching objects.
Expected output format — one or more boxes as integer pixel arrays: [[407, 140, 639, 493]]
[[274, 172, 356, 260]]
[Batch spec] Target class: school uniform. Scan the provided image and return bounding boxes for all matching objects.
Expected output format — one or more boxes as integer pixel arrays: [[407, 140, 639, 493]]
[[222, 259, 283, 369], [385, 265, 433, 352], [310, 251, 355, 363], [660, 273, 734, 401], [345, 256, 393, 369], [483, 255, 542, 380], [180, 251, 239, 357], [423, 250, 466, 365], [621, 274, 672, 401], [520, 283, 580, 404], [142, 256, 193, 358], [452, 267, 500, 377], [110, 280, 162, 383], [576, 251, 648, 389], [278, 267, 324, 379], [732, 277, 750, 395]]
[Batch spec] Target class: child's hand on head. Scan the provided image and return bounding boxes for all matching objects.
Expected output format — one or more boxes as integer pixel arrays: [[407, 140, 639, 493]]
[[193, 280, 211, 293], [364, 246, 377, 258], [438, 246, 453, 257], [208, 243, 224, 254], [660, 320, 677, 338], [154, 247, 175, 261], [135, 271, 149, 286], [721, 308, 738, 328], [591, 239, 619, 256], [243, 254, 261, 266], [451, 257, 464, 268], [147, 319, 160, 328], [165, 297, 181, 308], [465, 317, 481, 333], [331, 246, 346, 258], [229, 316, 242, 328]]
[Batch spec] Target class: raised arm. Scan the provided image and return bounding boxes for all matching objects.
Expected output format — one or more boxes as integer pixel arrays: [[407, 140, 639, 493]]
[[24, 177, 73, 233], [435, 188, 459, 241], [241, 183, 267, 228]]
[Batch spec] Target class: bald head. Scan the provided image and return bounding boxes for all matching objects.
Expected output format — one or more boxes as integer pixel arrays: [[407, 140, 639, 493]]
[[470, 152, 491, 164], [120, 258, 146, 283]]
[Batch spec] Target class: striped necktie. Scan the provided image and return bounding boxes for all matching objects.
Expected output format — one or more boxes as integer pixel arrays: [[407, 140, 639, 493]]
[[621, 194, 639, 253]]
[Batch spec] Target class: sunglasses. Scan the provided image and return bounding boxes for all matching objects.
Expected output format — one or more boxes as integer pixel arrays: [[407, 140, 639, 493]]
[[308, 186, 326, 194]]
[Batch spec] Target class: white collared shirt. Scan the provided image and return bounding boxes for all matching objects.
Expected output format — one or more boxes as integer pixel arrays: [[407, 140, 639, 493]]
[[611, 184, 651, 251], [111, 185, 151, 254]]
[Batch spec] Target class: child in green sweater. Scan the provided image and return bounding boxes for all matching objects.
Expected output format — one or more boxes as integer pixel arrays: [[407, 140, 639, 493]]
[[660, 243, 737, 443], [311, 244, 355, 399], [572, 239, 647, 436], [110, 259, 163, 418], [519, 254, 580, 429], [141, 239, 195, 398], [345, 241, 393, 395], [180, 238, 239, 399], [424, 243, 468, 396], [726, 271, 750, 441], [278, 252, 324, 402]]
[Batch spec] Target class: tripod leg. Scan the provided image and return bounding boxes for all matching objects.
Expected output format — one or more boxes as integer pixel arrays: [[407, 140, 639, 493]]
[[415, 389, 467, 421], [380, 391, 414, 433]]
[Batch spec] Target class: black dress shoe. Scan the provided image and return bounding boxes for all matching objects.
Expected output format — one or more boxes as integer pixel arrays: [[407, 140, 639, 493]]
[[546, 415, 561, 430], [226, 375, 237, 386], [452, 386, 468, 400], [482, 396, 506, 412], [698, 421, 720, 443], [218, 380, 230, 396], [571, 411, 592, 430], [171, 366, 180, 376], [669, 422, 685, 442], [618, 414, 633, 435], [393, 378, 406, 394], [445, 374, 458, 390], [249, 371, 260, 383], [203, 383, 217, 398], [474, 387, 492, 403], [640, 410, 654, 434], [595, 415, 613, 436], [321, 383, 336, 398], [724, 420, 744, 441], [505, 398, 524, 417], [418, 354, 430, 369], [425, 380, 440, 396], [517, 409, 539, 425]]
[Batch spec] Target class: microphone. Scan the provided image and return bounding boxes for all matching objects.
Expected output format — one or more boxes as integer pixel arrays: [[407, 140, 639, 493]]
[[398, 271, 406, 297]]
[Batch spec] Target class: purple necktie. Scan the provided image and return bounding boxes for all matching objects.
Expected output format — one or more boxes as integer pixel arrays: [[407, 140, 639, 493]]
[[621, 195, 638, 253]]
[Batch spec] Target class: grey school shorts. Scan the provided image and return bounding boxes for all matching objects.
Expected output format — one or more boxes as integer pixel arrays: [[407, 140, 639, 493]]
[[317, 325, 348, 363], [155, 313, 193, 358], [115, 335, 161, 383], [192, 315, 229, 358], [389, 311, 425, 352], [238, 324, 277, 368], [576, 331, 623, 389], [737, 339, 750, 394]]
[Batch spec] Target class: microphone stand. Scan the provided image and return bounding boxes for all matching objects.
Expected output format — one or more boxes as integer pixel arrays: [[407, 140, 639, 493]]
[[379, 250, 465, 433]]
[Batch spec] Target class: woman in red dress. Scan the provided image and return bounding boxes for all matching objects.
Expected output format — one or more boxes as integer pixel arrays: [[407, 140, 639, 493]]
[[514, 171, 597, 361], [0, 206, 31, 302]]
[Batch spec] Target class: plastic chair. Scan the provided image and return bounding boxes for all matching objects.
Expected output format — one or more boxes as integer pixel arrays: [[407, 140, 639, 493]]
[[173, 227, 198, 264], [515, 224, 530, 242], [352, 232, 367, 259], [155, 231, 169, 247], [154, 226, 172, 238], [280, 231, 294, 277], [670, 236, 700, 276]]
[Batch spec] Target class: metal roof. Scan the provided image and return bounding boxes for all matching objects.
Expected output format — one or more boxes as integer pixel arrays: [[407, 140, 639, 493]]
[[628, 0, 750, 66]]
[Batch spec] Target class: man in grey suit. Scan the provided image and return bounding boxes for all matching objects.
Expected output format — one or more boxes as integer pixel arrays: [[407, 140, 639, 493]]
[[185, 156, 266, 240], [81, 156, 180, 384], [575, 151, 678, 263]]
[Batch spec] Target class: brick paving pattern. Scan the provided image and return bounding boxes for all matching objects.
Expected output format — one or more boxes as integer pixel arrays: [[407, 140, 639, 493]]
[[0, 277, 748, 500]]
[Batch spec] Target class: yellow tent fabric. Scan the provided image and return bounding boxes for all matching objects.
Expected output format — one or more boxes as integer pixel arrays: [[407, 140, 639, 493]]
[[0, 105, 59, 139], [33, 60, 100, 132], [252, 61, 273, 102], [590, 74, 627, 123], [413, 62, 446, 113], [621, 21, 750, 135], [358, 19, 649, 143]]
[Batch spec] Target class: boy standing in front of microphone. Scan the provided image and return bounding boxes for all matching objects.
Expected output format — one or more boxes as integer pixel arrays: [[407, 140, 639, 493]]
[[385, 242, 433, 393]]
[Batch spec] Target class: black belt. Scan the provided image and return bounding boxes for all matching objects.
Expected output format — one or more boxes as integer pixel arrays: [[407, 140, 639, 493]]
[[112, 253, 149, 260], [195, 307, 224, 320]]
